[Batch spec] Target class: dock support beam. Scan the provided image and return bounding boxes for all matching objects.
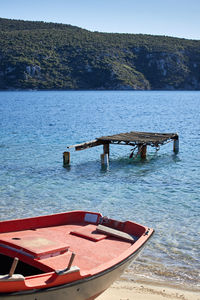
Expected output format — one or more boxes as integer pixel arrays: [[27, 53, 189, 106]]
[[101, 153, 109, 166], [63, 151, 70, 167], [101, 143, 110, 167], [103, 143, 110, 157], [140, 145, 147, 159], [173, 135, 179, 153]]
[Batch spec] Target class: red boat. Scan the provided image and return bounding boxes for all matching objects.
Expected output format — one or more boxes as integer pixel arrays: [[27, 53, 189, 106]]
[[0, 210, 154, 299]]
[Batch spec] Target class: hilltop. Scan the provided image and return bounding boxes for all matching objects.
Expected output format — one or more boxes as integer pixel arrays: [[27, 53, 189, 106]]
[[0, 17, 200, 90]]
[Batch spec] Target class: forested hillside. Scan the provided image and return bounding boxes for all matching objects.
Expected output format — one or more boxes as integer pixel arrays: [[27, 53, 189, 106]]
[[0, 17, 200, 90]]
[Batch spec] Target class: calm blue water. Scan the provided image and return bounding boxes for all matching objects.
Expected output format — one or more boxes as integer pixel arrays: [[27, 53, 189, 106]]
[[0, 91, 199, 288]]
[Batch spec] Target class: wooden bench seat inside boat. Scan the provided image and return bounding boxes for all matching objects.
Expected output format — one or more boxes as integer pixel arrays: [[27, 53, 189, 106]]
[[70, 224, 107, 241], [96, 224, 137, 242], [0, 230, 69, 259]]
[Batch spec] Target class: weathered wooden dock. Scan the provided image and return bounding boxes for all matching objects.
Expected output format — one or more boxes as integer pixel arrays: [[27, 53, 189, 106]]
[[63, 131, 179, 167]]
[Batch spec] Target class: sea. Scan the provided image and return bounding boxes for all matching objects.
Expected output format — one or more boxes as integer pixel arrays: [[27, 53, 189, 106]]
[[0, 90, 199, 290]]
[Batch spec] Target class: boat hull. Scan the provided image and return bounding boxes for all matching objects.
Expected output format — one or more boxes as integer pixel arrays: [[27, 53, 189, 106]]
[[1, 249, 141, 300]]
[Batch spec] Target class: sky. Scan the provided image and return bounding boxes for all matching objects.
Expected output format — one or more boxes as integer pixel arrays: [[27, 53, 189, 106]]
[[0, 0, 200, 40]]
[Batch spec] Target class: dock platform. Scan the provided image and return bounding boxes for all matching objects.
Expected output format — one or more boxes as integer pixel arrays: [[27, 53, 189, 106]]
[[63, 131, 179, 167]]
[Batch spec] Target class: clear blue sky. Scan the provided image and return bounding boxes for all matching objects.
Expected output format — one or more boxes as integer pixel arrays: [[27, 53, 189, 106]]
[[1, 0, 200, 40]]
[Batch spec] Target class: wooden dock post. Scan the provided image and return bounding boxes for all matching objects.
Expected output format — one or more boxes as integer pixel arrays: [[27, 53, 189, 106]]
[[140, 145, 147, 159], [173, 135, 179, 153], [103, 143, 110, 156], [101, 143, 110, 167], [101, 153, 109, 167], [63, 151, 70, 167]]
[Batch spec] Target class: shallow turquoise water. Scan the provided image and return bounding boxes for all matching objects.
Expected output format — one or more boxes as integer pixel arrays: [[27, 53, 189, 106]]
[[0, 91, 199, 288]]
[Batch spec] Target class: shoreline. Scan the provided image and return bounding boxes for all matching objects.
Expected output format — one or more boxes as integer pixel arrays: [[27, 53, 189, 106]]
[[97, 279, 200, 300]]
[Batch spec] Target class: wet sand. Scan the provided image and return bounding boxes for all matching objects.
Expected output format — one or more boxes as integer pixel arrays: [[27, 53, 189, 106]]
[[97, 280, 200, 300]]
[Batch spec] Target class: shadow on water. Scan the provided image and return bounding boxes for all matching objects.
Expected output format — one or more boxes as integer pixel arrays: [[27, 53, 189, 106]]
[[1, 149, 180, 184], [63, 150, 180, 178]]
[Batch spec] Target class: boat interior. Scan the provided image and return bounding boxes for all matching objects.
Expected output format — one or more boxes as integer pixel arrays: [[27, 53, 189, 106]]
[[0, 212, 146, 279]]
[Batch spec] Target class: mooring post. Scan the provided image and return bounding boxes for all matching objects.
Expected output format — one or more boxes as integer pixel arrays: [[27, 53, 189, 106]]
[[63, 151, 70, 167], [140, 145, 147, 159], [173, 135, 179, 153]]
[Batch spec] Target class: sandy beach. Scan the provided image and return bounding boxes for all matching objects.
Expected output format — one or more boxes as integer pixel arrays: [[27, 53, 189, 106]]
[[97, 280, 200, 300]]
